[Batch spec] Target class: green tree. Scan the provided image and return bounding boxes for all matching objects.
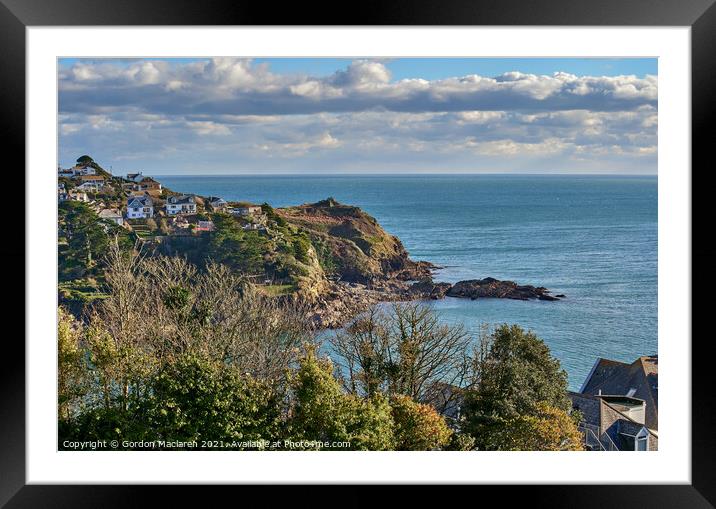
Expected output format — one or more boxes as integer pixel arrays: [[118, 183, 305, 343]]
[[292, 235, 312, 264], [139, 354, 282, 447], [208, 215, 268, 275], [261, 202, 287, 227], [461, 324, 572, 450], [58, 307, 87, 420], [390, 394, 452, 450], [76, 155, 94, 165], [288, 351, 394, 450], [58, 201, 132, 279]]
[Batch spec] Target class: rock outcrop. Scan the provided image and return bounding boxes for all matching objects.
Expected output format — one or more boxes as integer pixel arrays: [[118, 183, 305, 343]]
[[445, 277, 561, 301]]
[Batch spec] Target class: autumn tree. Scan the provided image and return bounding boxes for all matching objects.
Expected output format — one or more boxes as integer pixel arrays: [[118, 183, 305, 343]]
[[390, 394, 452, 451], [488, 402, 583, 451]]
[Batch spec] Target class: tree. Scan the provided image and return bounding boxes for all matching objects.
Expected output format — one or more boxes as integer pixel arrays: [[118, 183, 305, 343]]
[[140, 354, 282, 447], [390, 394, 452, 450], [288, 351, 394, 450], [58, 307, 87, 420], [76, 155, 94, 165], [208, 215, 268, 274], [58, 201, 133, 279], [461, 324, 573, 450], [292, 235, 312, 264], [488, 402, 583, 451], [330, 303, 473, 408]]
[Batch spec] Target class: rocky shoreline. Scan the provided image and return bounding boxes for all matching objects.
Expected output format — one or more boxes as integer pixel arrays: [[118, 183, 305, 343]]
[[308, 266, 564, 329]]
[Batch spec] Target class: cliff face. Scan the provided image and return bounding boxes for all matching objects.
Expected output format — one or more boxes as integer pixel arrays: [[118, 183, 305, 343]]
[[279, 198, 429, 284]]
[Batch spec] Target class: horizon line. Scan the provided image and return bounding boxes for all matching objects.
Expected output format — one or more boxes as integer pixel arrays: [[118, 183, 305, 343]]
[[144, 171, 658, 177]]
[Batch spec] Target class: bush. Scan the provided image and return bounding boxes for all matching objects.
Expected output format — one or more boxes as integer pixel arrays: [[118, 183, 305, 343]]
[[288, 351, 394, 450], [390, 394, 452, 450], [139, 354, 282, 447]]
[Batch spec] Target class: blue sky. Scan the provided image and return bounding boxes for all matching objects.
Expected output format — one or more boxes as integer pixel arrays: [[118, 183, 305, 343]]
[[58, 58, 657, 175], [59, 57, 657, 80]]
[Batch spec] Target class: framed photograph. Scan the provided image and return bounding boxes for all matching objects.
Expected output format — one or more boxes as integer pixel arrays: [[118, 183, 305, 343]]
[[5, 0, 712, 504]]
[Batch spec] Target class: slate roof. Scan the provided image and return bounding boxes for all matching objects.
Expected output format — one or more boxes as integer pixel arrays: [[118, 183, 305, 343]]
[[99, 209, 122, 219], [567, 391, 602, 428], [127, 196, 152, 208], [580, 356, 658, 430], [167, 194, 196, 205]]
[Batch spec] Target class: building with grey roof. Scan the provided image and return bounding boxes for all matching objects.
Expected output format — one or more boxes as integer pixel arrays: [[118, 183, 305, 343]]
[[127, 196, 154, 219], [166, 194, 197, 215], [569, 355, 658, 451]]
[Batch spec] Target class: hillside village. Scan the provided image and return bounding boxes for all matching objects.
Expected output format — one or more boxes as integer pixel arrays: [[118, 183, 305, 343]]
[[58, 155, 268, 237], [56, 155, 569, 327]]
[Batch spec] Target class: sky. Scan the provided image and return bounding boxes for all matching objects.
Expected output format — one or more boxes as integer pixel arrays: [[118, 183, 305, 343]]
[[58, 58, 657, 175]]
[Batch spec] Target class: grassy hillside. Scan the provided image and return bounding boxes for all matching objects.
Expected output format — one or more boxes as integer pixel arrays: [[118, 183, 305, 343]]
[[279, 198, 412, 283]]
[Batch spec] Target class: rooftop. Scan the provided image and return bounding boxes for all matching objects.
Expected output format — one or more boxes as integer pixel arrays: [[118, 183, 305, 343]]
[[580, 355, 658, 430]]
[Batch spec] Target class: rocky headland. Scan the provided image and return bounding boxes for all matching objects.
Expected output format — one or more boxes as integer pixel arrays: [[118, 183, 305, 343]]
[[277, 198, 564, 328]]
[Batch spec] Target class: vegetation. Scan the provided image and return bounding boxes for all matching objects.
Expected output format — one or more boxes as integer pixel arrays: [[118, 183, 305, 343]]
[[330, 303, 473, 405], [58, 201, 133, 280], [56, 160, 583, 451], [460, 324, 582, 451], [58, 246, 581, 450], [207, 214, 269, 275]]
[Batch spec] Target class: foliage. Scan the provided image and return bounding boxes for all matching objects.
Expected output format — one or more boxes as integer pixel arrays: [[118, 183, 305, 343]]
[[292, 234, 312, 264], [139, 354, 282, 446], [58, 307, 88, 420], [311, 235, 338, 274], [58, 201, 133, 280], [208, 215, 268, 275], [461, 324, 573, 450], [487, 402, 584, 451], [288, 351, 394, 450], [261, 202, 288, 227], [76, 155, 94, 165], [57, 199, 578, 451], [390, 394, 452, 451]]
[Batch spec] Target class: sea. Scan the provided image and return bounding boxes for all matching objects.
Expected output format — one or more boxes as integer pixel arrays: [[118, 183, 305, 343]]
[[158, 174, 657, 390]]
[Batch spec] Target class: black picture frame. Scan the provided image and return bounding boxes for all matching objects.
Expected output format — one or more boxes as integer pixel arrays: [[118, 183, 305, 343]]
[[3, 0, 713, 505]]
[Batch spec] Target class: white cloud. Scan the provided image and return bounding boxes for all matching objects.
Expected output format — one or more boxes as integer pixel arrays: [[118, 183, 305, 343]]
[[188, 121, 232, 136], [57, 58, 657, 174]]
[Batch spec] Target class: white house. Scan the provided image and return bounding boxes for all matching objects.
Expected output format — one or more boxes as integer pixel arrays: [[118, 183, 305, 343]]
[[126, 172, 144, 183], [230, 205, 263, 217], [165, 195, 197, 215], [127, 196, 154, 219], [75, 181, 104, 192], [207, 196, 228, 211], [99, 208, 124, 226], [72, 165, 96, 176], [68, 191, 89, 202]]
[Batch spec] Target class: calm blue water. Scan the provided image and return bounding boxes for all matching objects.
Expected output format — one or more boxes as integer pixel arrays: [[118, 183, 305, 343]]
[[159, 174, 657, 389]]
